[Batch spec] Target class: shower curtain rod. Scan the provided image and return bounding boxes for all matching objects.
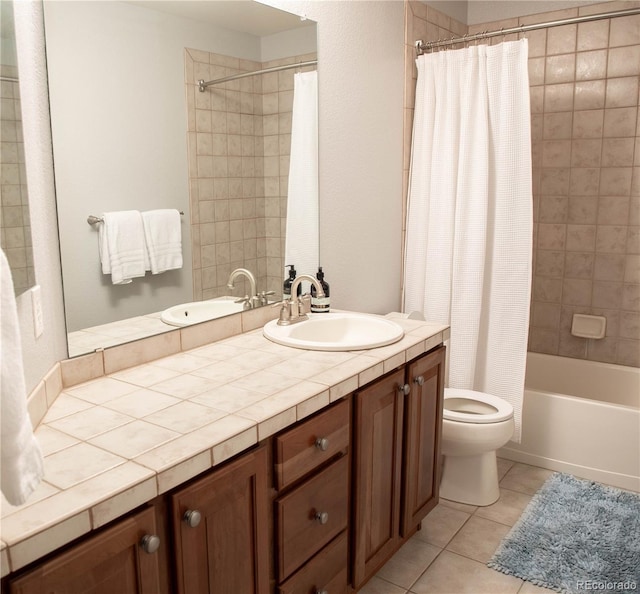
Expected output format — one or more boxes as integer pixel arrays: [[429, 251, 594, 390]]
[[0, 76, 19, 83], [416, 6, 640, 53], [198, 59, 317, 92]]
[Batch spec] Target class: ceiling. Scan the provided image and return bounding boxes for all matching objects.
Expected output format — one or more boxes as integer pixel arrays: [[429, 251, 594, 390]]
[[124, 0, 314, 36]]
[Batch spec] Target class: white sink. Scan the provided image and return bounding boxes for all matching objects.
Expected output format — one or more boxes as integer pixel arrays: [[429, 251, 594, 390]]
[[263, 312, 404, 351], [161, 297, 245, 327]]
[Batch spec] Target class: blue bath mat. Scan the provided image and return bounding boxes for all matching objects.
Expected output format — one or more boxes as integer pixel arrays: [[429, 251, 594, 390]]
[[488, 473, 640, 594]]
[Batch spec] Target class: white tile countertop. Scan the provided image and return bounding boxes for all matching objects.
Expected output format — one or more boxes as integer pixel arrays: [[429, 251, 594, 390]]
[[0, 314, 448, 575]]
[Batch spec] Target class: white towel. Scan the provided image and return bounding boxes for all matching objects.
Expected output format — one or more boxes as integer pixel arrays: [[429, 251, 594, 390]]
[[141, 209, 183, 274], [1, 249, 44, 505], [98, 211, 147, 285]]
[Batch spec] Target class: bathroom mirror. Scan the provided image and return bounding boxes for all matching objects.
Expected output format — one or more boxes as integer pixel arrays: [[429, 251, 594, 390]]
[[43, 1, 317, 357], [1, 0, 36, 296]]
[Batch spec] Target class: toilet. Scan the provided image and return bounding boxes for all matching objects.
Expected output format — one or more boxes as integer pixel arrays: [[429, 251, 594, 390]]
[[440, 388, 514, 506]]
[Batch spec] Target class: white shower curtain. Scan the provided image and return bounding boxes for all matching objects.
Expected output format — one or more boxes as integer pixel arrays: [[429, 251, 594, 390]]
[[403, 39, 532, 442], [285, 71, 319, 281]]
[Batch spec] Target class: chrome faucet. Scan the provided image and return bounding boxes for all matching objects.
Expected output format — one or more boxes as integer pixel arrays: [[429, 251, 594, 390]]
[[276, 274, 325, 325], [227, 268, 257, 309]]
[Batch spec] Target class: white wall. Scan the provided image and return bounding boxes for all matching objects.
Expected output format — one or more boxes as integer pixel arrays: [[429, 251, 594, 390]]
[[267, 0, 406, 315]]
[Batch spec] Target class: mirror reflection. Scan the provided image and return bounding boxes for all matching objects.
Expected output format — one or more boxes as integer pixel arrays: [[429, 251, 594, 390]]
[[43, 1, 317, 357], [1, 0, 36, 295]]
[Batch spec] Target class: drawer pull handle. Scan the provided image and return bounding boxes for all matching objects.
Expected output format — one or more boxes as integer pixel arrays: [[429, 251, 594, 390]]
[[314, 511, 329, 525], [414, 375, 425, 386], [184, 509, 202, 528], [140, 534, 161, 554], [315, 437, 329, 451], [398, 383, 410, 396], [315, 590, 328, 594]]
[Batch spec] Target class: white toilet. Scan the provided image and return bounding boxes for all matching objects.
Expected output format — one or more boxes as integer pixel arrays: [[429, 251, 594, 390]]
[[440, 388, 514, 506]]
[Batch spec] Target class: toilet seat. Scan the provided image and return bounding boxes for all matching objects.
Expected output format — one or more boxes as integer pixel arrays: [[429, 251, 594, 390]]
[[443, 388, 513, 424]]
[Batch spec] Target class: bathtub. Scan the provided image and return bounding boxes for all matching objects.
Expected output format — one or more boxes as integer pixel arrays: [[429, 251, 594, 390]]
[[499, 352, 640, 492]]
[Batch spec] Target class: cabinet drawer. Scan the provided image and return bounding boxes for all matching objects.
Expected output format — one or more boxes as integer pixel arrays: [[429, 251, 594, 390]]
[[278, 531, 349, 594], [275, 399, 350, 490], [277, 455, 349, 581]]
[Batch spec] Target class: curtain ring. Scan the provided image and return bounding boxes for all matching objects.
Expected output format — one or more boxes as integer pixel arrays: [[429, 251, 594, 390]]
[[462, 33, 468, 48]]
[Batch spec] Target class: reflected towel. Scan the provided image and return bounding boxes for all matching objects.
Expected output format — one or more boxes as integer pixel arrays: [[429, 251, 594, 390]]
[[1, 249, 44, 505], [285, 71, 319, 278], [98, 210, 147, 284], [141, 209, 183, 274]]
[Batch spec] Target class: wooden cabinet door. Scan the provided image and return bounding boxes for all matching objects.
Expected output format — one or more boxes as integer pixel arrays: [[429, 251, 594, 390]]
[[171, 445, 270, 594], [352, 369, 405, 590], [402, 346, 445, 536], [8, 507, 161, 594]]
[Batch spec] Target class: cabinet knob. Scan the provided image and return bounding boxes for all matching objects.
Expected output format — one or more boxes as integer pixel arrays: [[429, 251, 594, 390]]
[[140, 534, 161, 554], [398, 383, 410, 396], [414, 375, 425, 386], [183, 509, 202, 528], [314, 511, 329, 525], [315, 437, 329, 451]]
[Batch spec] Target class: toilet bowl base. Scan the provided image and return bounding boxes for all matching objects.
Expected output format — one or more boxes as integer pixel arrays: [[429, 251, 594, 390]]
[[439, 450, 500, 506]]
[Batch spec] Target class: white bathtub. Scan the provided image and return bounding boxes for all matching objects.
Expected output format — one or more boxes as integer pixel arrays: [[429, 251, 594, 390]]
[[499, 352, 640, 492]]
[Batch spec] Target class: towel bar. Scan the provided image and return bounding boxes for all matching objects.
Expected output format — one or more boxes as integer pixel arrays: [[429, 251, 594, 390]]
[[87, 211, 184, 225]]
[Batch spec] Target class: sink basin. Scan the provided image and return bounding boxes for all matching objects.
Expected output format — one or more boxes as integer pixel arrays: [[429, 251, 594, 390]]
[[263, 312, 404, 351], [161, 297, 245, 327]]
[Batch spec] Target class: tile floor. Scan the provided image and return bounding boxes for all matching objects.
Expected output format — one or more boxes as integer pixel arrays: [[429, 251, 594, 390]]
[[358, 459, 557, 594]]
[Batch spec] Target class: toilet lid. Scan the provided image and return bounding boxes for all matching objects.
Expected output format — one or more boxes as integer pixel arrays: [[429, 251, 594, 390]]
[[443, 388, 513, 424]]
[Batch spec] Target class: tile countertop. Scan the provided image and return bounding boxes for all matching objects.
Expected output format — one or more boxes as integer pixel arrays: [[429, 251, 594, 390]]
[[0, 315, 448, 576]]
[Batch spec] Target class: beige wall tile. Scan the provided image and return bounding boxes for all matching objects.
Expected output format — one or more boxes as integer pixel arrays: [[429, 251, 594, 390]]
[[574, 80, 606, 110], [576, 49, 607, 80], [609, 14, 640, 47], [577, 20, 610, 51]]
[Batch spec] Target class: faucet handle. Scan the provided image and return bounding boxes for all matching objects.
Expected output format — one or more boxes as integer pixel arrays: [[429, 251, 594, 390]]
[[234, 295, 252, 310], [259, 290, 275, 306]]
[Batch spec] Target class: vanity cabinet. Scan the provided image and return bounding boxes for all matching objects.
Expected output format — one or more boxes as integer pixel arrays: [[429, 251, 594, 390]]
[[352, 346, 445, 589], [3, 341, 445, 594], [171, 444, 270, 594], [7, 506, 163, 594], [273, 398, 351, 594]]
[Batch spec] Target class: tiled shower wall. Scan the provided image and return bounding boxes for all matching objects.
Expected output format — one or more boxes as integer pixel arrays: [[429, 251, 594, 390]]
[[184, 48, 316, 302], [403, 1, 640, 367], [0, 64, 34, 294]]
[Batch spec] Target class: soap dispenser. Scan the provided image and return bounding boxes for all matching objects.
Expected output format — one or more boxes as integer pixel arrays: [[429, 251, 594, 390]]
[[283, 265, 301, 300], [311, 267, 330, 313]]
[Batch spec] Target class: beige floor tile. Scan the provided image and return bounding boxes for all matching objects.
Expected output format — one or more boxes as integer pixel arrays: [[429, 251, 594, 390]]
[[499, 463, 554, 495], [518, 581, 558, 593], [376, 535, 440, 590], [497, 457, 515, 481], [445, 516, 511, 563], [474, 488, 532, 527], [410, 550, 522, 594], [416, 503, 471, 548], [358, 575, 408, 594], [438, 497, 478, 515]]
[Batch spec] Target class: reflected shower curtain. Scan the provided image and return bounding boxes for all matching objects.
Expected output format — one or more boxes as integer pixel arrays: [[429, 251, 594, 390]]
[[403, 40, 532, 441], [285, 71, 318, 280]]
